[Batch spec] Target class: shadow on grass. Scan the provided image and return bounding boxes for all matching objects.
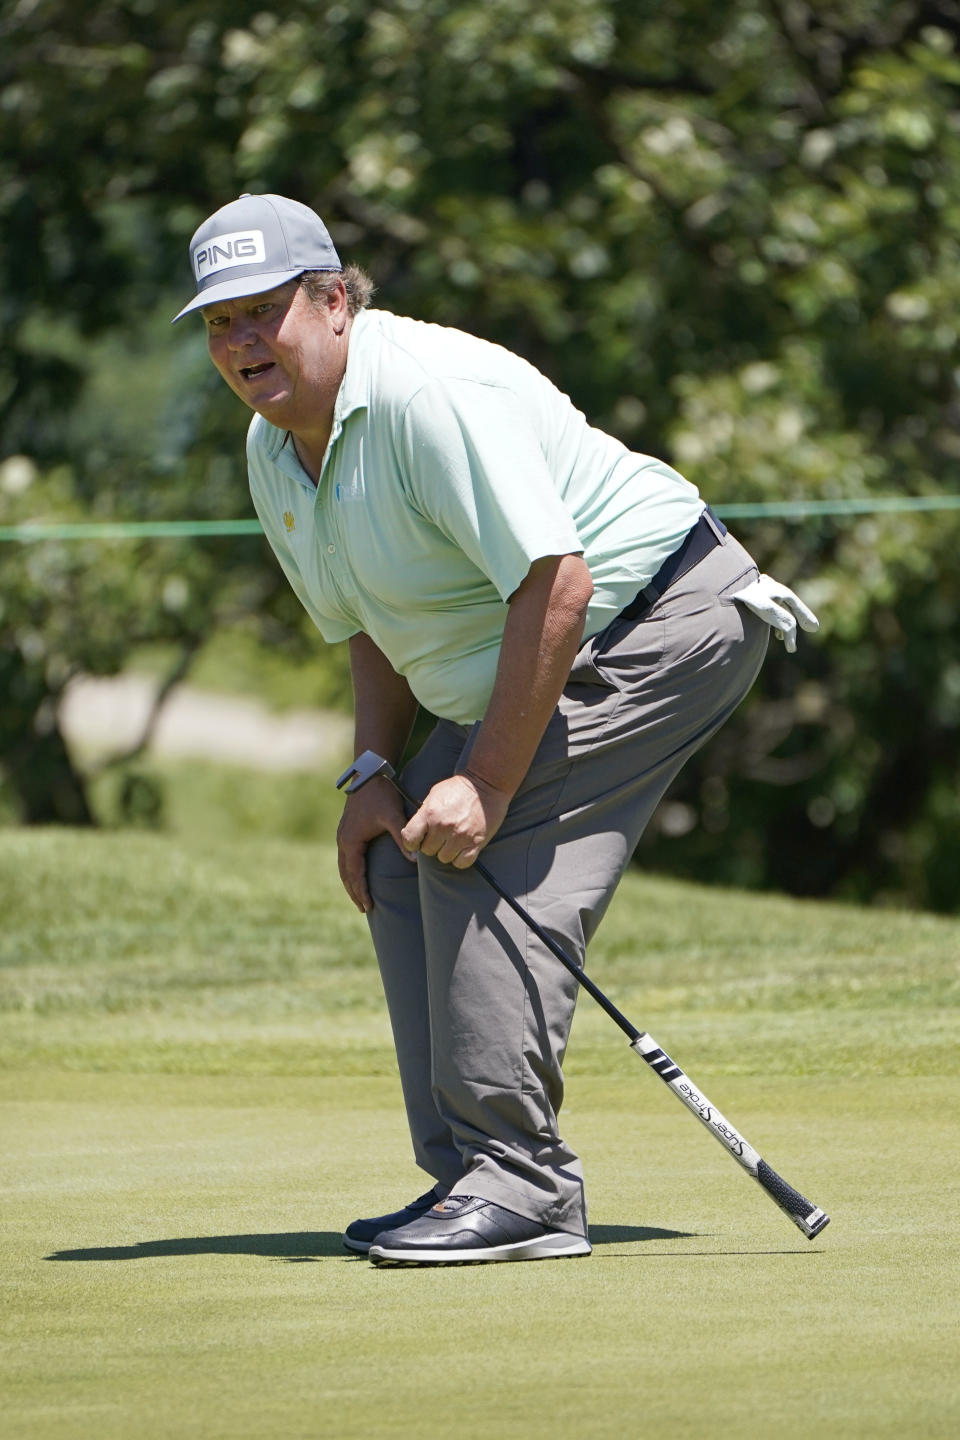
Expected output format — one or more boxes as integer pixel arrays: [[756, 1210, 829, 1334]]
[[590, 1226, 824, 1257], [46, 1224, 692, 1264], [46, 1232, 350, 1262], [590, 1225, 696, 1244]]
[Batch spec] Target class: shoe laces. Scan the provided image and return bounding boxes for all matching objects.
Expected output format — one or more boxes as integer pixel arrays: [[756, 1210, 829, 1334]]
[[432, 1194, 475, 1214]]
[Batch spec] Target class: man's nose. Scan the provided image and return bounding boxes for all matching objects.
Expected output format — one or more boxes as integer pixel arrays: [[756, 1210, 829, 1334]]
[[226, 314, 257, 347]]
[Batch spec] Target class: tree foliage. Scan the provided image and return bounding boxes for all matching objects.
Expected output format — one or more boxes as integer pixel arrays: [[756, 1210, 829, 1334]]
[[2, 0, 959, 906]]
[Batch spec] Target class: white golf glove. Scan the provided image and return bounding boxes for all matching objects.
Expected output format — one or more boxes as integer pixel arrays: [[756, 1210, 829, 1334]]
[[731, 574, 820, 653]]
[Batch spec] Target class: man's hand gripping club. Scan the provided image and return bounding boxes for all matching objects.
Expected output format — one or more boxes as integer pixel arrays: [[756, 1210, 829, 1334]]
[[335, 754, 510, 912], [398, 769, 510, 870]]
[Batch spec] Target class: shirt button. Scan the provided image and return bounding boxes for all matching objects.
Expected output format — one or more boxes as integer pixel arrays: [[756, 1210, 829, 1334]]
[[327, 544, 336, 554]]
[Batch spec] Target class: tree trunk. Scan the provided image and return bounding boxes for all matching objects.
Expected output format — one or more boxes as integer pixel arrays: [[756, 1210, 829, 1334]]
[[0, 652, 94, 825], [8, 722, 94, 825]]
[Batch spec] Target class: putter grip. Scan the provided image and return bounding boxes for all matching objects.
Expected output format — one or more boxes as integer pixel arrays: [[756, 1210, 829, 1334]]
[[756, 1159, 830, 1238]]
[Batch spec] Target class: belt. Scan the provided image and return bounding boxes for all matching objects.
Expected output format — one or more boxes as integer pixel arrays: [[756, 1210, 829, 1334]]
[[619, 507, 727, 622]]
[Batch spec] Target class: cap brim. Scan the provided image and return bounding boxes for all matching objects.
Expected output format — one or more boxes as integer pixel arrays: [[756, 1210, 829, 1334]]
[[170, 268, 308, 323]]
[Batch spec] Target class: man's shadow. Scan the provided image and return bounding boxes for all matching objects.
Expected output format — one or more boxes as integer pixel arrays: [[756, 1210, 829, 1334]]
[[46, 1232, 350, 1263], [46, 1225, 693, 1263], [590, 1225, 696, 1245]]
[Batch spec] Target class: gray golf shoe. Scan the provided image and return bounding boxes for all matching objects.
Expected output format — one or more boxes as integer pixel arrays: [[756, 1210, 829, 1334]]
[[368, 1194, 592, 1266]]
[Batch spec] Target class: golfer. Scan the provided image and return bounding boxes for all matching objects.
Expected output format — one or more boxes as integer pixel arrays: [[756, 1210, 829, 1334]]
[[175, 193, 818, 1266]]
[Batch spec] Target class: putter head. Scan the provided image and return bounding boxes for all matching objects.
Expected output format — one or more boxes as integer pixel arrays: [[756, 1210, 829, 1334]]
[[336, 750, 397, 795]]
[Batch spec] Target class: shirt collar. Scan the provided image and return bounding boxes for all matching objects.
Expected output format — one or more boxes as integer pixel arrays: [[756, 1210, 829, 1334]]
[[333, 307, 375, 425]]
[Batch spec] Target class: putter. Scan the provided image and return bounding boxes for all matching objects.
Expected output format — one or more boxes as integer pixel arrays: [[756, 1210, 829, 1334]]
[[337, 750, 830, 1241]]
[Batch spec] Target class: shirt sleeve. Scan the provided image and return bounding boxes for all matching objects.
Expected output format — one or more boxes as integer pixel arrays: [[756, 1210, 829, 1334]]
[[398, 378, 584, 602]]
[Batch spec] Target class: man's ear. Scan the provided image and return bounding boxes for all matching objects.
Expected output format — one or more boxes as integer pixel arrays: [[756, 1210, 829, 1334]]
[[328, 277, 349, 333]]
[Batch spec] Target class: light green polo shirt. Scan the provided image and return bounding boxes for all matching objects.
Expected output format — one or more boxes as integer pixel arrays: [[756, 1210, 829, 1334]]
[[247, 308, 703, 724]]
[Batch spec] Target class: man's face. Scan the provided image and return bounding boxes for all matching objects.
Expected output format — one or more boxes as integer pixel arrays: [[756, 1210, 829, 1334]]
[[202, 279, 346, 429]]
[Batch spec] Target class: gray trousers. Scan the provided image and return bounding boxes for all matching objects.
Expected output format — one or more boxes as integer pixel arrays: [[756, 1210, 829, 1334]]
[[365, 531, 769, 1237]]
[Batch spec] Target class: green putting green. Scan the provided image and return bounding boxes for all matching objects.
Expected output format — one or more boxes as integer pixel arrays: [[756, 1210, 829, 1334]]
[[2, 831, 958, 1439]]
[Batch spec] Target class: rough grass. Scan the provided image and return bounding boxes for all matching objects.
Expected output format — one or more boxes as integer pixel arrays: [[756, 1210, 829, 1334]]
[[1, 828, 957, 1077], [2, 830, 959, 1439]]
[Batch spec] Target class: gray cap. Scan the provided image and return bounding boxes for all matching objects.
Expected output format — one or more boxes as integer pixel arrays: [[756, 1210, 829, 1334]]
[[172, 193, 341, 322]]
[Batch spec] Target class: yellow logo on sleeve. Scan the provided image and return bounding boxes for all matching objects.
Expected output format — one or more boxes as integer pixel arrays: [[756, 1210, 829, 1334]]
[[282, 511, 296, 533]]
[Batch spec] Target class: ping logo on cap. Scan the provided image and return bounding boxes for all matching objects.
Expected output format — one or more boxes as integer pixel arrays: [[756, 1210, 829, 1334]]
[[193, 229, 266, 280]]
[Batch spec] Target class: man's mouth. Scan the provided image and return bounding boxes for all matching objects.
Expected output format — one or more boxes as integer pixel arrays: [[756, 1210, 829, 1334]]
[[239, 362, 275, 381]]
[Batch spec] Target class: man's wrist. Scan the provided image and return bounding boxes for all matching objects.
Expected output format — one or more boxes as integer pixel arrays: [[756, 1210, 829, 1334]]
[[461, 765, 516, 804]]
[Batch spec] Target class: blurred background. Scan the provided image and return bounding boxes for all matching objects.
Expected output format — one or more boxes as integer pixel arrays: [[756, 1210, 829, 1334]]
[[1, 0, 958, 911]]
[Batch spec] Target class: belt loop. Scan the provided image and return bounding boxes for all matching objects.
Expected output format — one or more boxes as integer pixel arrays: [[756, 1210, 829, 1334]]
[[703, 506, 727, 539]]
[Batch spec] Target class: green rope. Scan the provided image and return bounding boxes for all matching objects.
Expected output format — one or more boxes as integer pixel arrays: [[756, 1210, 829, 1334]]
[[717, 495, 960, 519], [0, 519, 264, 542], [1, 495, 959, 542]]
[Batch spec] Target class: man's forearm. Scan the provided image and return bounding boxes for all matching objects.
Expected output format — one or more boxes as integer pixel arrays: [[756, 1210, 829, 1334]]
[[348, 632, 419, 764], [465, 554, 593, 799]]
